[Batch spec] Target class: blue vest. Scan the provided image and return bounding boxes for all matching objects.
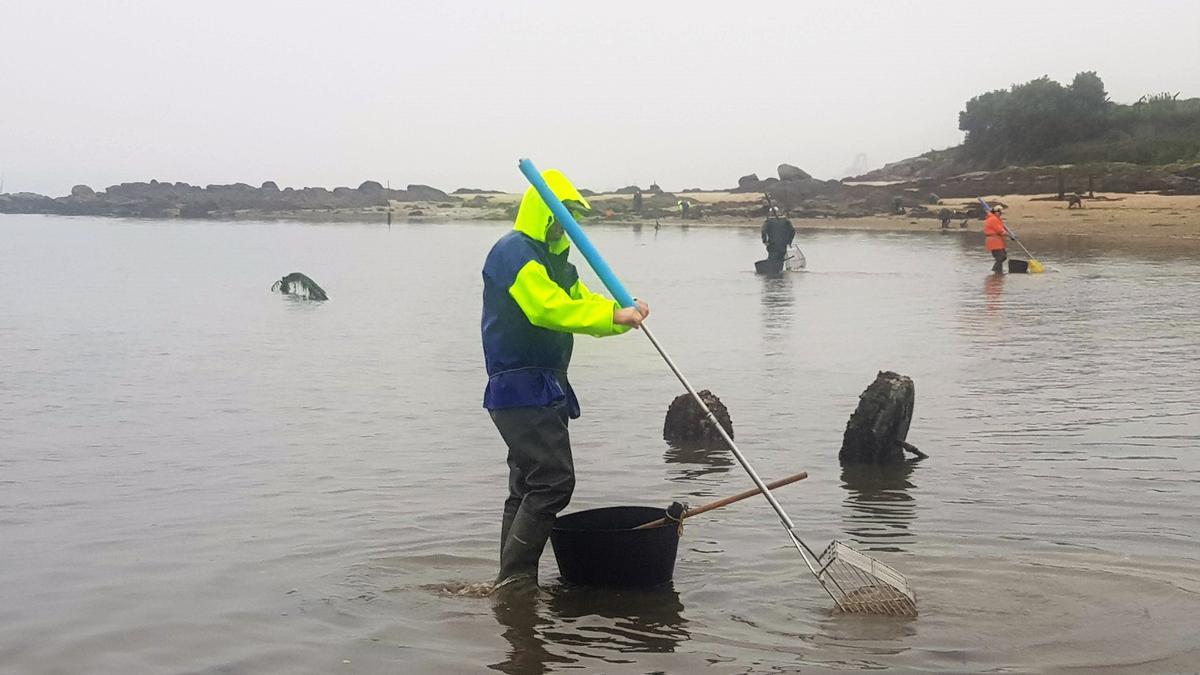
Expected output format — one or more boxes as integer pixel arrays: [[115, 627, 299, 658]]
[[481, 230, 581, 417]]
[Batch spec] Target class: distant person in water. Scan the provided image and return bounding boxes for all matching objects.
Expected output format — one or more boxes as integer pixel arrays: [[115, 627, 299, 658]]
[[481, 168, 649, 592], [983, 205, 1013, 273], [761, 206, 796, 262]]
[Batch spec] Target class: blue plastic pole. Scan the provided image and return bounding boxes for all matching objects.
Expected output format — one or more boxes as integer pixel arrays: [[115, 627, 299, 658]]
[[517, 158, 637, 309], [977, 196, 992, 215]]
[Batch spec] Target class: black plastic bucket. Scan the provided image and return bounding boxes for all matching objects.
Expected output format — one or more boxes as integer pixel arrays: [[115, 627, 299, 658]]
[[755, 258, 784, 275], [1008, 258, 1029, 273], [550, 506, 679, 587]]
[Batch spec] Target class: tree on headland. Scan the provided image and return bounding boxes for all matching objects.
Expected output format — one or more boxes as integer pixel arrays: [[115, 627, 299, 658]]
[[956, 71, 1199, 168]]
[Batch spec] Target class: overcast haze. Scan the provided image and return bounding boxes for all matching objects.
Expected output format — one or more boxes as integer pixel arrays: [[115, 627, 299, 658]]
[[3, 0, 1199, 196]]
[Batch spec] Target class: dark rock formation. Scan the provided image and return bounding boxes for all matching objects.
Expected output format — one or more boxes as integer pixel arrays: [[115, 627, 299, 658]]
[[271, 272, 328, 301], [401, 184, 449, 201], [663, 390, 733, 446], [0, 192, 58, 213], [453, 188, 504, 194], [839, 371, 923, 464], [852, 159, 1200, 198], [0, 178, 459, 218], [778, 164, 812, 181], [735, 174, 762, 192]]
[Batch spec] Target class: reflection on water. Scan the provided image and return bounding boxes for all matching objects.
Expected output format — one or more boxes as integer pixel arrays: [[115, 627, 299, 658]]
[[663, 440, 733, 481], [760, 274, 795, 338], [984, 272, 1005, 314], [490, 585, 687, 674], [840, 462, 919, 553], [817, 609, 919, 653], [490, 590, 574, 675]]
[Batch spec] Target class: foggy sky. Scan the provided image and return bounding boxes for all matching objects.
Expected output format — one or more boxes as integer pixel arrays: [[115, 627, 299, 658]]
[[3, 0, 1199, 196]]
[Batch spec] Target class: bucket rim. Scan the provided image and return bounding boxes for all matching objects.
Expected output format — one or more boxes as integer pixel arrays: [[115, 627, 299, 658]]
[[552, 505, 672, 533]]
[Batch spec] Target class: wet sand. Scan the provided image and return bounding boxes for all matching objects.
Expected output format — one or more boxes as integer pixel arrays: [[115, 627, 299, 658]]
[[781, 193, 1200, 253]]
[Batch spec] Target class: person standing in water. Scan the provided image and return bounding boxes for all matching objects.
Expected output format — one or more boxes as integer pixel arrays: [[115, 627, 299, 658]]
[[761, 206, 796, 263], [939, 207, 953, 229], [983, 204, 1012, 273], [481, 169, 649, 591]]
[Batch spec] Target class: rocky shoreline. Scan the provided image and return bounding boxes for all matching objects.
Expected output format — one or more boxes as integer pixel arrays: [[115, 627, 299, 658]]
[[848, 159, 1200, 198], [3, 160, 1199, 229], [0, 179, 452, 219]]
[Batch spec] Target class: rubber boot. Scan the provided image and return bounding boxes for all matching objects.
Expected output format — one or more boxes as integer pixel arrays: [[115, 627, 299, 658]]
[[499, 502, 518, 559], [495, 508, 554, 588]]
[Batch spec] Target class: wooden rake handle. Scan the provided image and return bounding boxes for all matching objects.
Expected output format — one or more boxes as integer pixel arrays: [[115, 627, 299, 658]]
[[634, 471, 808, 530]]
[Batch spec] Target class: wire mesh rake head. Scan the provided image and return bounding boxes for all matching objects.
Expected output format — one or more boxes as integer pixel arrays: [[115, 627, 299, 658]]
[[816, 541, 917, 617]]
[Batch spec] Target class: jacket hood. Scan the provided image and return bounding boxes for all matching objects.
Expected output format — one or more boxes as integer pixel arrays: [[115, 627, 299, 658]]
[[513, 169, 591, 254]]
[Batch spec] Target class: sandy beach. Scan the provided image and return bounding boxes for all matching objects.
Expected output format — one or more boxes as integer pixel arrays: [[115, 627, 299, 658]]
[[423, 191, 1200, 253], [782, 193, 1200, 253]]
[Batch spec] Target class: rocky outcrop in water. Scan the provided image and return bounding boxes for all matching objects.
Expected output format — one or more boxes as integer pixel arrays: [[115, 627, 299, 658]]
[[0, 180, 454, 218], [271, 272, 328, 301], [840, 371, 924, 464], [663, 390, 733, 446]]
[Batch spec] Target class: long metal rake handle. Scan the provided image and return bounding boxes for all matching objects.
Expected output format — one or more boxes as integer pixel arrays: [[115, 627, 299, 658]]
[[639, 324, 844, 609]]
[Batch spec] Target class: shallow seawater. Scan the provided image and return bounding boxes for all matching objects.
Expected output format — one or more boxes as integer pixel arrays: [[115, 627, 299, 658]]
[[1, 215, 1198, 673]]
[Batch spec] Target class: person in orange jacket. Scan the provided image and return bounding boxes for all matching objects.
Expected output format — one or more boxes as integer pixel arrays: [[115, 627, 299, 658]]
[[983, 205, 1013, 273]]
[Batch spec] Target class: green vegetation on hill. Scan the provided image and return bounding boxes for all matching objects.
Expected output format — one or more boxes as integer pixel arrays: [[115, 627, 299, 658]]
[[958, 72, 1200, 168]]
